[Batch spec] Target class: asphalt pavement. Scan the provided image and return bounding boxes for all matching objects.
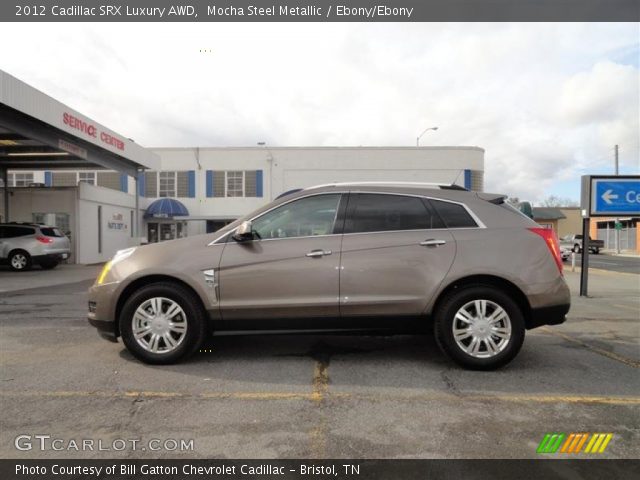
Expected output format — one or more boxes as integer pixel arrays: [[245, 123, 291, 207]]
[[569, 252, 640, 275], [0, 267, 638, 459]]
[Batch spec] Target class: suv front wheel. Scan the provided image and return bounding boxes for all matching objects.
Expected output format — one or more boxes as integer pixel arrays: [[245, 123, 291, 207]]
[[119, 282, 207, 364], [434, 285, 525, 370]]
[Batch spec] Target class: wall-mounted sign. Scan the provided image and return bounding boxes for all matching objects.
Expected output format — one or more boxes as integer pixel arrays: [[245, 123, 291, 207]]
[[62, 112, 125, 151], [58, 139, 87, 159], [107, 213, 128, 230]]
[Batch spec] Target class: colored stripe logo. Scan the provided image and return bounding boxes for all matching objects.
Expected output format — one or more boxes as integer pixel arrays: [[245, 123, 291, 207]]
[[537, 433, 613, 454]]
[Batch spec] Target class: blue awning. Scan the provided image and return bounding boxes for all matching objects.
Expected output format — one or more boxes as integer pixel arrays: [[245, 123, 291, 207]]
[[144, 198, 189, 219]]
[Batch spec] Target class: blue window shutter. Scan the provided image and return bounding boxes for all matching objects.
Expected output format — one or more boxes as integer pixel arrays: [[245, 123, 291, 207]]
[[137, 173, 145, 197], [256, 170, 263, 197], [44, 171, 52, 187], [120, 174, 128, 193], [206, 170, 214, 198], [464, 169, 471, 190], [187, 170, 196, 198]]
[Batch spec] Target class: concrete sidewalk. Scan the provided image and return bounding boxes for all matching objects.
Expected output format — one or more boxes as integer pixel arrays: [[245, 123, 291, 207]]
[[601, 249, 640, 258], [0, 264, 101, 293], [550, 270, 639, 364], [564, 270, 639, 319]]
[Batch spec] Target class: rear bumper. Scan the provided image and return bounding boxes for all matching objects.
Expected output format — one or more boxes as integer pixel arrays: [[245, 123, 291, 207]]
[[33, 253, 68, 262], [527, 303, 570, 330]]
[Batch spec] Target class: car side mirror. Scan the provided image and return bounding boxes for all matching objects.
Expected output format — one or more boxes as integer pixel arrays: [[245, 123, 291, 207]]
[[232, 221, 255, 242]]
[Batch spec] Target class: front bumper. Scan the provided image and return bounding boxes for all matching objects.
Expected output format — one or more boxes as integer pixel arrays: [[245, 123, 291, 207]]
[[87, 281, 121, 342], [88, 317, 119, 342]]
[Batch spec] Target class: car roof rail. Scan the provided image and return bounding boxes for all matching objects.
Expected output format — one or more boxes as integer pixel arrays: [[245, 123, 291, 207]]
[[305, 181, 467, 190]]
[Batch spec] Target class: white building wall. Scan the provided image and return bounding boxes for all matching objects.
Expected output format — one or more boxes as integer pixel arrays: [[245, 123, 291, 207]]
[[150, 146, 484, 221], [76, 182, 138, 264]]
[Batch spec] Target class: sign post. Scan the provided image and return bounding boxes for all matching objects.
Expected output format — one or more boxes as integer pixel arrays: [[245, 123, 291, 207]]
[[580, 175, 640, 296]]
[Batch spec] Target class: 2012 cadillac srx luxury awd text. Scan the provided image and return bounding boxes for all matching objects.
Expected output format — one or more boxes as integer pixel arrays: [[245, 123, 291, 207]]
[[88, 183, 570, 370]]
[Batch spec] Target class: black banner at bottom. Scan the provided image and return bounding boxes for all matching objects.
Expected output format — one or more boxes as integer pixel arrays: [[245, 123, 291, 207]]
[[2, 459, 639, 480]]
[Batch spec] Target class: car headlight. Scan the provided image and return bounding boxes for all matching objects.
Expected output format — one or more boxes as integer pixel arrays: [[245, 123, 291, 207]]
[[96, 247, 136, 285]]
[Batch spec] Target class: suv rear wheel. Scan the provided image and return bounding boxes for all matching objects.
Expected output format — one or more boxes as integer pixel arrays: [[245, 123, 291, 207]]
[[9, 250, 32, 271], [434, 285, 525, 370], [119, 282, 207, 364]]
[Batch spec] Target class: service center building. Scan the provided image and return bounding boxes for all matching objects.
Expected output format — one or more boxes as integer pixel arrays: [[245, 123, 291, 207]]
[[1, 70, 485, 264]]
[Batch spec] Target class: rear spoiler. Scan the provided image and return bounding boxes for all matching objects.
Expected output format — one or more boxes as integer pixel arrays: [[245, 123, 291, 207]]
[[476, 192, 507, 204]]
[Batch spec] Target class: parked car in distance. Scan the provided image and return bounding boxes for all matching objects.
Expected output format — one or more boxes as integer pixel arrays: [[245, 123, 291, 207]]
[[0, 222, 71, 271], [560, 234, 604, 254], [88, 182, 570, 370], [560, 246, 571, 262]]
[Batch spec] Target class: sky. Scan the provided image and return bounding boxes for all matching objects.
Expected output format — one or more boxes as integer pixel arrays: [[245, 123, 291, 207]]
[[0, 22, 638, 203]]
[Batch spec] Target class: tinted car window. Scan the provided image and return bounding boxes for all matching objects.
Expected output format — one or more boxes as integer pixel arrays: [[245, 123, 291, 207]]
[[345, 194, 443, 233], [3, 226, 35, 238], [40, 227, 63, 237], [429, 199, 478, 228], [252, 194, 341, 239]]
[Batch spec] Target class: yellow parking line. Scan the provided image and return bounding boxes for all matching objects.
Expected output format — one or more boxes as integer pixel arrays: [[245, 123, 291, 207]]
[[540, 327, 640, 368], [1, 390, 639, 405], [311, 361, 329, 403]]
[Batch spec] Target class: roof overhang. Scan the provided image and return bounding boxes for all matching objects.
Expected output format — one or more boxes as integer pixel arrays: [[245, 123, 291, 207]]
[[0, 70, 159, 177]]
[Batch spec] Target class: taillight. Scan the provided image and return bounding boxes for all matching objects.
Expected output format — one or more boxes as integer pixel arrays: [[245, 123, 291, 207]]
[[35, 236, 54, 244], [528, 227, 563, 274]]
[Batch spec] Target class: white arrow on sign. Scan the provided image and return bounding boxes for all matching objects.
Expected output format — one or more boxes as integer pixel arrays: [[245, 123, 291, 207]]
[[602, 189, 619, 205]]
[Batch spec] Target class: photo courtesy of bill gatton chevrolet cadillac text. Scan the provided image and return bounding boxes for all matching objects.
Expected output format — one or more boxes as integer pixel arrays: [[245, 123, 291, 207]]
[[88, 182, 570, 370]]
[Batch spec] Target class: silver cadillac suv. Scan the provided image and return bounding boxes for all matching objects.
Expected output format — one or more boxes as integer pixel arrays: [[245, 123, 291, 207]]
[[88, 183, 570, 370]]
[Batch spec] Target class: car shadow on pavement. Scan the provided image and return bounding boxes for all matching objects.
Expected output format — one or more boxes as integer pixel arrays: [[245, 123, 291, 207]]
[[112, 330, 638, 398]]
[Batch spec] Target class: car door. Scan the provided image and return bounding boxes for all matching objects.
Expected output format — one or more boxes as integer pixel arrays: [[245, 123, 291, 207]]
[[339, 193, 456, 317], [218, 193, 345, 321]]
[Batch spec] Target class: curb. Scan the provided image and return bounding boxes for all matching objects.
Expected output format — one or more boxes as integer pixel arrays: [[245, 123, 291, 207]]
[[567, 267, 639, 277]]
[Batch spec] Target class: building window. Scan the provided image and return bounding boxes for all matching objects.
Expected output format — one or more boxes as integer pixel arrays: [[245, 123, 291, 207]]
[[78, 172, 96, 185], [159, 171, 176, 197], [226, 171, 244, 197], [8, 173, 34, 187]]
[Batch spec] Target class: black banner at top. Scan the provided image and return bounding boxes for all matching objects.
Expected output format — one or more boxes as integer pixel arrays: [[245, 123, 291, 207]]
[[3, 0, 640, 22]]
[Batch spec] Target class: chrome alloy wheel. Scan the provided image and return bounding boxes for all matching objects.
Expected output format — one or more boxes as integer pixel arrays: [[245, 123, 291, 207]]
[[11, 253, 28, 270], [452, 299, 512, 358], [132, 297, 188, 354]]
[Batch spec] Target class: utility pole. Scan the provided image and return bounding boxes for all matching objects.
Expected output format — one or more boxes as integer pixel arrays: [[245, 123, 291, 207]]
[[615, 144, 620, 254]]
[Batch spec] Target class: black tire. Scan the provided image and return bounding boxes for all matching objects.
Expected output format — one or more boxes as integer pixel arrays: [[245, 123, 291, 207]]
[[119, 282, 207, 365], [8, 250, 32, 272], [434, 285, 526, 370], [572, 244, 581, 253], [592, 248, 600, 255], [39, 259, 59, 270]]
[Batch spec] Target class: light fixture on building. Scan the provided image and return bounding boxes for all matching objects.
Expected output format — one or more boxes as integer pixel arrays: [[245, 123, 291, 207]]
[[7, 152, 69, 156]]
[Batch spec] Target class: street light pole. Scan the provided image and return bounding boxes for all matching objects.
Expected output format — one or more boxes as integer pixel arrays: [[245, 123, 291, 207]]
[[614, 144, 620, 254], [416, 126, 438, 146]]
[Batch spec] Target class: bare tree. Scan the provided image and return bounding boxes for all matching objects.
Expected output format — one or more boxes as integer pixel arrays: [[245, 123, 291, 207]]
[[537, 195, 579, 207]]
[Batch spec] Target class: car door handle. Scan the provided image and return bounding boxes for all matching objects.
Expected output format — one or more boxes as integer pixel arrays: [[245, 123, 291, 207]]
[[306, 249, 332, 258], [420, 239, 446, 247]]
